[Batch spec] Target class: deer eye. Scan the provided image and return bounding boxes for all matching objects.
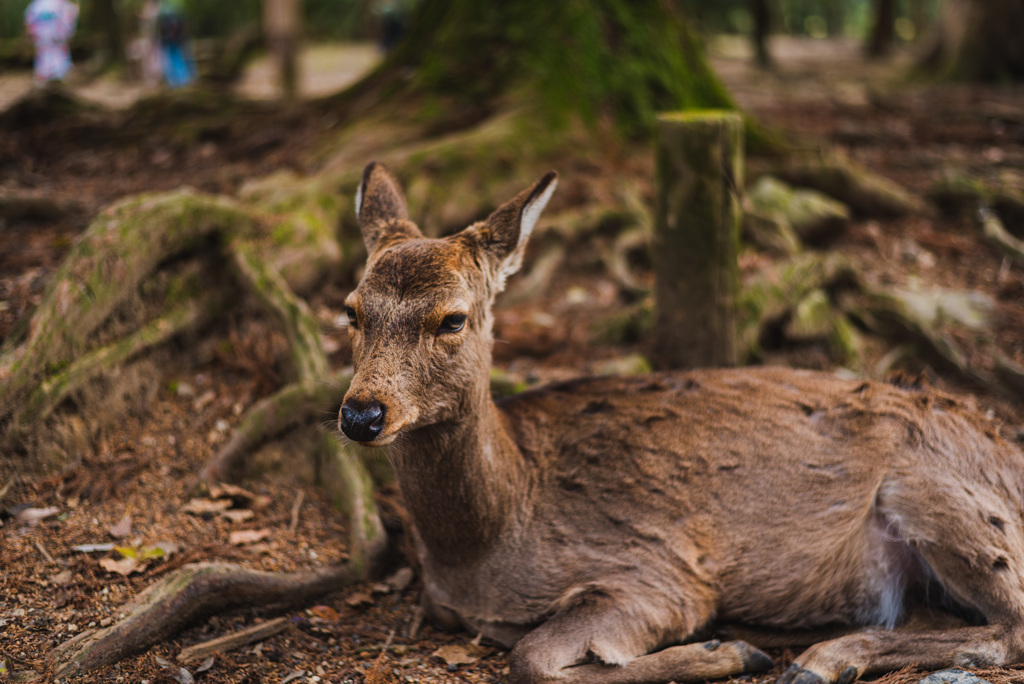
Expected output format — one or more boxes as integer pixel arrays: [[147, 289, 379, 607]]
[[437, 313, 467, 334], [345, 306, 358, 329]]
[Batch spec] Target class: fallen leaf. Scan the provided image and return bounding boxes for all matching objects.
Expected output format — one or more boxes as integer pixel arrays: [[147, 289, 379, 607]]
[[72, 542, 116, 553], [229, 528, 271, 545], [247, 542, 272, 555], [207, 482, 255, 502], [15, 506, 61, 526], [108, 512, 132, 539], [146, 540, 180, 558], [195, 656, 215, 674], [309, 605, 339, 621], [384, 567, 414, 593], [181, 498, 232, 516], [431, 642, 494, 666], [221, 509, 255, 523], [281, 671, 306, 684], [50, 570, 73, 586], [171, 667, 195, 684], [344, 591, 373, 609], [99, 556, 143, 576], [370, 582, 391, 595]]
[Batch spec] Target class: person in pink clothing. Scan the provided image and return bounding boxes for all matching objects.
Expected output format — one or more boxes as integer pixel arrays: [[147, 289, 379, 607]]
[[24, 0, 79, 84]]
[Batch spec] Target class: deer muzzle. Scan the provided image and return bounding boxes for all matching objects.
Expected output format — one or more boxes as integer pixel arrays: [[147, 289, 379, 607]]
[[339, 399, 387, 443]]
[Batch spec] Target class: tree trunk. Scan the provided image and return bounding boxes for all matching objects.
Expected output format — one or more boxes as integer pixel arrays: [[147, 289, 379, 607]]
[[651, 111, 743, 370], [91, 0, 125, 64], [263, 0, 300, 100], [365, 0, 738, 137], [750, 0, 772, 68], [866, 0, 895, 58], [919, 0, 1024, 81]]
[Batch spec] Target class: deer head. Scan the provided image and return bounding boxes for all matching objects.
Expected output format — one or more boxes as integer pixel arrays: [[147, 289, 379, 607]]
[[338, 162, 558, 445]]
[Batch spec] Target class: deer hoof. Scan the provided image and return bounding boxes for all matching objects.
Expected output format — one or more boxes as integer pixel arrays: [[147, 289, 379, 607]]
[[779, 663, 826, 684], [731, 640, 774, 672]]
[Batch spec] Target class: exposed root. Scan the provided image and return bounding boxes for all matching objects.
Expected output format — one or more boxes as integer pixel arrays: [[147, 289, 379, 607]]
[[228, 238, 327, 382], [8, 295, 217, 445], [202, 371, 352, 483], [48, 561, 362, 680]]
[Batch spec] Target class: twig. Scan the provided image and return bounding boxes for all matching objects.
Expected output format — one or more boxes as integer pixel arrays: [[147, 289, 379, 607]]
[[288, 491, 305, 534], [177, 617, 290, 664], [35, 539, 55, 564]]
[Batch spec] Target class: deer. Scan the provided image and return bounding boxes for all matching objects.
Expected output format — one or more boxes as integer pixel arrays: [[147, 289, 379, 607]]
[[338, 161, 1024, 684]]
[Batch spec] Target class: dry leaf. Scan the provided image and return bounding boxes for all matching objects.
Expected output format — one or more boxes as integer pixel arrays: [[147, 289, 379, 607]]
[[229, 528, 271, 545], [15, 506, 60, 526], [181, 498, 232, 516], [344, 591, 373, 609], [431, 642, 494, 666], [309, 605, 339, 621], [72, 542, 116, 553], [108, 512, 132, 539], [207, 482, 256, 502], [50, 570, 73, 586], [220, 509, 254, 523], [384, 567, 414, 593], [99, 556, 143, 576]]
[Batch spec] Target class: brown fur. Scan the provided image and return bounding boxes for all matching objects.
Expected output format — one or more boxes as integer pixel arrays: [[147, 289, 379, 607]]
[[339, 162, 1024, 684]]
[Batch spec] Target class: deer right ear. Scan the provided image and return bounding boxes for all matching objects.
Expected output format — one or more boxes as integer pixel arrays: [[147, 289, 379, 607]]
[[473, 171, 558, 290], [355, 162, 419, 253]]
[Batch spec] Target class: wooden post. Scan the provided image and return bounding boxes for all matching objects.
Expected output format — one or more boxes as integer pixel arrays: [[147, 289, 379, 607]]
[[652, 110, 743, 370]]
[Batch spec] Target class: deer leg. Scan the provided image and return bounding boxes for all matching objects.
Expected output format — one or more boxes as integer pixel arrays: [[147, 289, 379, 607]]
[[778, 625, 1007, 684], [781, 471, 1024, 684], [508, 591, 773, 684]]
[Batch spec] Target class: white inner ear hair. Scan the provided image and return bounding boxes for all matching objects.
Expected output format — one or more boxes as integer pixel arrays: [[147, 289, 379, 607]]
[[518, 179, 558, 249], [354, 180, 364, 218]]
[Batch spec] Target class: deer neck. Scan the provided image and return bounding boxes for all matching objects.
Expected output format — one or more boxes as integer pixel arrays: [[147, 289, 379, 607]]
[[390, 384, 524, 566]]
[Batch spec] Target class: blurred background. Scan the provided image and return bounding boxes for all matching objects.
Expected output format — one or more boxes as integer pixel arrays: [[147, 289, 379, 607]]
[[3, 1, 1024, 681]]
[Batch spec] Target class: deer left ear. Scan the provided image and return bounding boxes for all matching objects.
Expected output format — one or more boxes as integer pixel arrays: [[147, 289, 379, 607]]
[[355, 162, 422, 254], [474, 172, 558, 287]]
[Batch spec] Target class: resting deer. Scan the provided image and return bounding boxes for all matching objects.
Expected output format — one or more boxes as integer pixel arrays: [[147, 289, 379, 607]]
[[338, 162, 1024, 684]]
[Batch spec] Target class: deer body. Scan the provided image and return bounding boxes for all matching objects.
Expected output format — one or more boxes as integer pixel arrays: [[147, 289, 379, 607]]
[[340, 163, 1024, 684]]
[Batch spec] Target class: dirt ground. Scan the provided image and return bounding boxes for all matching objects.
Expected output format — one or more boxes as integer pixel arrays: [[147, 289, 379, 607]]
[[3, 37, 1024, 684]]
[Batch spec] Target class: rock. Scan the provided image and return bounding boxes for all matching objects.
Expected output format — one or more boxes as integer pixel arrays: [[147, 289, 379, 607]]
[[746, 176, 850, 244], [917, 668, 993, 684]]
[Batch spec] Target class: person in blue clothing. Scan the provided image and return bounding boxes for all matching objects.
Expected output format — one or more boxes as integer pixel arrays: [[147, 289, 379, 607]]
[[157, 0, 195, 88]]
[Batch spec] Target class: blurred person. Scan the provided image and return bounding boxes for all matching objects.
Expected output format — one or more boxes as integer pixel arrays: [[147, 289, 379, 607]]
[[130, 0, 163, 85], [157, 0, 196, 88], [24, 0, 79, 84]]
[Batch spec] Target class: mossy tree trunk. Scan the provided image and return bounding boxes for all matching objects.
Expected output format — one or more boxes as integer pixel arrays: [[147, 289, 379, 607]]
[[919, 0, 1024, 81], [355, 0, 739, 137], [651, 111, 743, 370]]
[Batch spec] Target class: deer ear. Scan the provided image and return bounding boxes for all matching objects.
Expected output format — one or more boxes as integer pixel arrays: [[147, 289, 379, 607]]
[[355, 162, 419, 253], [475, 172, 558, 287]]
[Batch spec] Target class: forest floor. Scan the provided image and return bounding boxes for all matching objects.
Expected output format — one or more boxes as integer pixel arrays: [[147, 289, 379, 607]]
[[3, 37, 1024, 684]]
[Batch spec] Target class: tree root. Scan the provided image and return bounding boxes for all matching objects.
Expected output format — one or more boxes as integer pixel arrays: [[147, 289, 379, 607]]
[[9, 296, 217, 443], [978, 204, 1024, 266], [201, 371, 352, 483], [0, 183, 389, 679], [47, 561, 362, 681]]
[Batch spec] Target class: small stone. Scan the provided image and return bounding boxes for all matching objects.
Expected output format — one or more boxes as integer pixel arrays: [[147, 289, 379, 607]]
[[917, 668, 993, 684]]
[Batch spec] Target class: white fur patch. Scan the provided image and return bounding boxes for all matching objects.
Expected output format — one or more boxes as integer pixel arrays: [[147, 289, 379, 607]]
[[354, 179, 364, 218]]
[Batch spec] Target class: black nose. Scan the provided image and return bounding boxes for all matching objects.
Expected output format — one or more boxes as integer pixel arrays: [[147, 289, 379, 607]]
[[339, 400, 386, 442]]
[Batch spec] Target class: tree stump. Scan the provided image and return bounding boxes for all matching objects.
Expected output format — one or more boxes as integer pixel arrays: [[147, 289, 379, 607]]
[[651, 110, 743, 370]]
